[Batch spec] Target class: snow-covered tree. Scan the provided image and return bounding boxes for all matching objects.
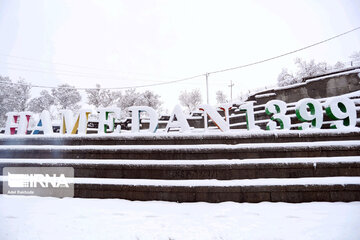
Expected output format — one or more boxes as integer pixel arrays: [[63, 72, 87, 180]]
[[116, 89, 162, 116], [28, 90, 55, 113], [116, 89, 141, 110], [294, 58, 328, 79], [51, 84, 81, 111], [139, 90, 162, 110], [86, 84, 117, 108], [0, 76, 32, 126], [277, 58, 330, 87], [14, 79, 31, 111], [178, 89, 202, 113], [216, 90, 228, 104], [350, 51, 360, 62], [277, 68, 298, 87], [333, 61, 346, 70], [0, 76, 14, 126], [85, 84, 102, 108]]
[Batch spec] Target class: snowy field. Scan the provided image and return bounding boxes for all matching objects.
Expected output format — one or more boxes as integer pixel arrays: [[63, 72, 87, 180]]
[[0, 195, 360, 240]]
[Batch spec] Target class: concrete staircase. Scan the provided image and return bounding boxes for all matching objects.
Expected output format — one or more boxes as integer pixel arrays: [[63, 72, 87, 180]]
[[1, 130, 360, 203]]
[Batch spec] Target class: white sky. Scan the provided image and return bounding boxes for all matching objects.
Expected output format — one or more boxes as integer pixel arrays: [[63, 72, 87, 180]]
[[0, 0, 360, 112]]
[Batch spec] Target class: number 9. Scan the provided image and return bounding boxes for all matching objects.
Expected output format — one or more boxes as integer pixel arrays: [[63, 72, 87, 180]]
[[324, 96, 357, 129], [295, 98, 323, 130]]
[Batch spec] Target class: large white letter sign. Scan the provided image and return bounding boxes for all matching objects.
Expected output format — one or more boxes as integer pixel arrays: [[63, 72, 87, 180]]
[[239, 101, 260, 130], [32, 110, 54, 135], [4, 112, 32, 135], [219, 103, 232, 126], [295, 98, 323, 130], [199, 104, 230, 132], [17, 112, 32, 135], [5, 112, 19, 135], [60, 109, 91, 134], [98, 108, 121, 133], [265, 100, 290, 130], [165, 105, 190, 133], [324, 96, 357, 129], [128, 106, 158, 133]]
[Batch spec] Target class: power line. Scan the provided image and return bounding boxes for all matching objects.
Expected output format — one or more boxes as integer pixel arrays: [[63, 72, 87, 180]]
[[1, 26, 359, 91], [1, 63, 168, 83], [0, 73, 205, 90], [208, 26, 360, 75], [0, 53, 172, 79]]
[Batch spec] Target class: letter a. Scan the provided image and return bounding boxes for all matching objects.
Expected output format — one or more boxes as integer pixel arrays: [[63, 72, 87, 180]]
[[165, 105, 190, 133]]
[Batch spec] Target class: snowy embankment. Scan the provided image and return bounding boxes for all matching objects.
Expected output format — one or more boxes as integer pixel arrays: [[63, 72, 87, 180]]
[[0, 195, 359, 240]]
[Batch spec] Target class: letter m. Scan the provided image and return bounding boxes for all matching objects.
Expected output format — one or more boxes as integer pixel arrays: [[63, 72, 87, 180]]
[[59, 109, 91, 134]]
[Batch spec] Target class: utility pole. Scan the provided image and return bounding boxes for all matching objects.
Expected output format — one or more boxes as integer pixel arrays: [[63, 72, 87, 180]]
[[206, 73, 209, 104], [228, 80, 234, 102]]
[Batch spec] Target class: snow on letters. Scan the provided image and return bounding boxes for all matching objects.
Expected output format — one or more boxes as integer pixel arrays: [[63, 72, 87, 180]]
[[3, 96, 359, 135]]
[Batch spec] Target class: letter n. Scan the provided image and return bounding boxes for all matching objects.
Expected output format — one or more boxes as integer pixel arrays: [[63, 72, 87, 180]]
[[199, 105, 229, 132]]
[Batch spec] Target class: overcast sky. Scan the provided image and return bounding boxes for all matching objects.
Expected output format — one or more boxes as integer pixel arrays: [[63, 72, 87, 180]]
[[0, 0, 359, 112]]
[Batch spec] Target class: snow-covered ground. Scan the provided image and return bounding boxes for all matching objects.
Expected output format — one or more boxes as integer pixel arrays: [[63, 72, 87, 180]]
[[1, 195, 360, 240]]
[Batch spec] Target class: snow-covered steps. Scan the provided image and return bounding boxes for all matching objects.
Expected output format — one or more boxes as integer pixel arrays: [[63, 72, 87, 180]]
[[0, 140, 359, 159], [1, 157, 360, 180], [0, 130, 359, 145], [67, 177, 360, 202], [1, 131, 360, 202], [1, 176, 359, 203]]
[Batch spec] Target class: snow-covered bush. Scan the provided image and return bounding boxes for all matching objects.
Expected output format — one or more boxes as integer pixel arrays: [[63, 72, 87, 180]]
[[0, 76, 31, 127]]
